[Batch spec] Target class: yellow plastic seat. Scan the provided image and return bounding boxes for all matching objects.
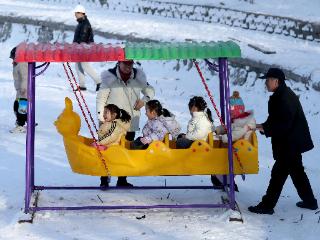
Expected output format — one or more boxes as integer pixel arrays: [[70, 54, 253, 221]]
[[55, 98, 259, 177], [207, 132, 214, 146], [163, 133, 170, 146]]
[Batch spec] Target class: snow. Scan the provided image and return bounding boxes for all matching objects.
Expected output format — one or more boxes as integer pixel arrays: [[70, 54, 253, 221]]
[[146, 0, 320, 22], [0, 2, 319, 240]]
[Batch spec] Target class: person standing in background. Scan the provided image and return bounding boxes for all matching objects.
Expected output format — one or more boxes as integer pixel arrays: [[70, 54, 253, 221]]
[[73, 4, 101, 91], [9, 47, 28, 133], [97, 60, 155, 187]]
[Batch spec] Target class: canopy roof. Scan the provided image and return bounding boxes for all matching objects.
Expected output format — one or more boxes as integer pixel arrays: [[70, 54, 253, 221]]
[[15, 41, 241, 62]]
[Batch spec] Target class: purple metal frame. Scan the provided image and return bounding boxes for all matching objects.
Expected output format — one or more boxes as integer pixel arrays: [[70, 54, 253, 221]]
[[25, 62, 35, 212], [24, 58, 236, 213], [218, 59, 228, 189], [220, 58, 236, 209]]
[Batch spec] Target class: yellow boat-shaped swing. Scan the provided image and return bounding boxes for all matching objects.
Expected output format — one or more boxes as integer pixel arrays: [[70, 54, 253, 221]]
[[55, 97, 258, 177], [55, 39, 259, 179]]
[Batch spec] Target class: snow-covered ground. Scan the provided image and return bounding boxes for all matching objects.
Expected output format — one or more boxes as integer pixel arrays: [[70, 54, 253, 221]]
[[0, 2, 319, 240], [3, 0, 319, 22], [155, 0, 320, 22]]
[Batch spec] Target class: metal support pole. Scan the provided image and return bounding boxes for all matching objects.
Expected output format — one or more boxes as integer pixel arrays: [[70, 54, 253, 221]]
[[222, 58, 236, 210], [25, 62, 36, 213], [218, 58, 228, 187], [218, 58, 226, 123]]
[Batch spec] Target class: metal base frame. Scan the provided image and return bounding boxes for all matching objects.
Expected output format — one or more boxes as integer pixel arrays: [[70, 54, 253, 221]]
[[24, 59, 237, 213]]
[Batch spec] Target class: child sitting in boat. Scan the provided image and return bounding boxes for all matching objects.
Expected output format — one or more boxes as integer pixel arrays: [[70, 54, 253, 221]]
[[211, 91, 256, 191], [93, 104, 131, 150], [176, 96, 214, 149], [132, 99, 181, 149], [96, 104, 131, 188], [215, 91, 256, 143]]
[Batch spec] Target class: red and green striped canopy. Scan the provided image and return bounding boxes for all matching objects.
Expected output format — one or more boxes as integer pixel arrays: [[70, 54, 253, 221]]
[[15, 41, 241, 62]]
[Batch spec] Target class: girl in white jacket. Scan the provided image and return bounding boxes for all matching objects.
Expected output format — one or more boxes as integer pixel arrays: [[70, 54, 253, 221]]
[[176, 96, 214, 149]]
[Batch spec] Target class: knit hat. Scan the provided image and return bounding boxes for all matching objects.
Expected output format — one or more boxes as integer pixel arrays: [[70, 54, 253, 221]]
[[74, 5, 86, 14], [229, 91, 245, 118]]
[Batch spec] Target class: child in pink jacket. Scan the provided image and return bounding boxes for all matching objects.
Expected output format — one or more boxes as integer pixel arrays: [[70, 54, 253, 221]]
[[215, 91, 256, 143]]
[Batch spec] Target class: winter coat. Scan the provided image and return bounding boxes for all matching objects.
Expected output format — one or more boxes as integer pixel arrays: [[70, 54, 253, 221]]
[[96, 66, 155, 131], [262, 83, 314, 160], [142, 117, 169, 144], [141, 114, 181, 144], [97, 119, 130, 146], [13, 62, 28, 99], [73, 16, 94, 44], [159, 114, 181, 139], [215, 111, 256, 143], [185, 111, 214, 141]]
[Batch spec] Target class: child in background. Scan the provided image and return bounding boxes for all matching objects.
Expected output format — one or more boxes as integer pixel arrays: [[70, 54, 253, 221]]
[[95, 104, 131, 188], [9, 46, 28, 133], [215, 91, 256, 143], [176, 96, 214, 149], [212, 91, 256, 191], [132, 100, 181, 149]]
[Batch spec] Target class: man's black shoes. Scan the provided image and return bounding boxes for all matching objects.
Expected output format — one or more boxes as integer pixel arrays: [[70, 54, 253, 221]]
[[248, 203, 274, 215], [296, 200, 318, 210]]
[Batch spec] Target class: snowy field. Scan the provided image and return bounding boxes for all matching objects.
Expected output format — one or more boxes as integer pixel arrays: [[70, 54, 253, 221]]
[[0, 1, 319, 240], [2, 0, 319, 22], [155, 0, 320, 22]]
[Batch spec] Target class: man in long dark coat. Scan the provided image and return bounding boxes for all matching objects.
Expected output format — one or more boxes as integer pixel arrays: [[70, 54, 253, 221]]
[[249, 68, 318, 214]]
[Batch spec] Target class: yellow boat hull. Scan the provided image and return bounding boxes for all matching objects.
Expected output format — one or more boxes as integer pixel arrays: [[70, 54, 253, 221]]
[[55, 97, 258, 177], [62, 134, 258, 176]]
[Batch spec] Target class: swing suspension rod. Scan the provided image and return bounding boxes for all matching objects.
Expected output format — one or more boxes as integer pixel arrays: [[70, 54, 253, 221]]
[[193, 60, 225, 128], [62, 63, 97, 140], [193, 60, 245, 173], [66, 62, 98, 132], [62, 63, 110, 177], [34, 62, 50, 77], [205, 59, 219, 72]]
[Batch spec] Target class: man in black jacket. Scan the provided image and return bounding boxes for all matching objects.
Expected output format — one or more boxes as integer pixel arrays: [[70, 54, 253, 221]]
[[248, 68, 318, 214], [73, 5, 101, 91]]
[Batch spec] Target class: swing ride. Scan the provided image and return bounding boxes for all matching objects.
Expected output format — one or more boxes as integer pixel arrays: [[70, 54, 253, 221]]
[[15, 41, 258, 213]]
